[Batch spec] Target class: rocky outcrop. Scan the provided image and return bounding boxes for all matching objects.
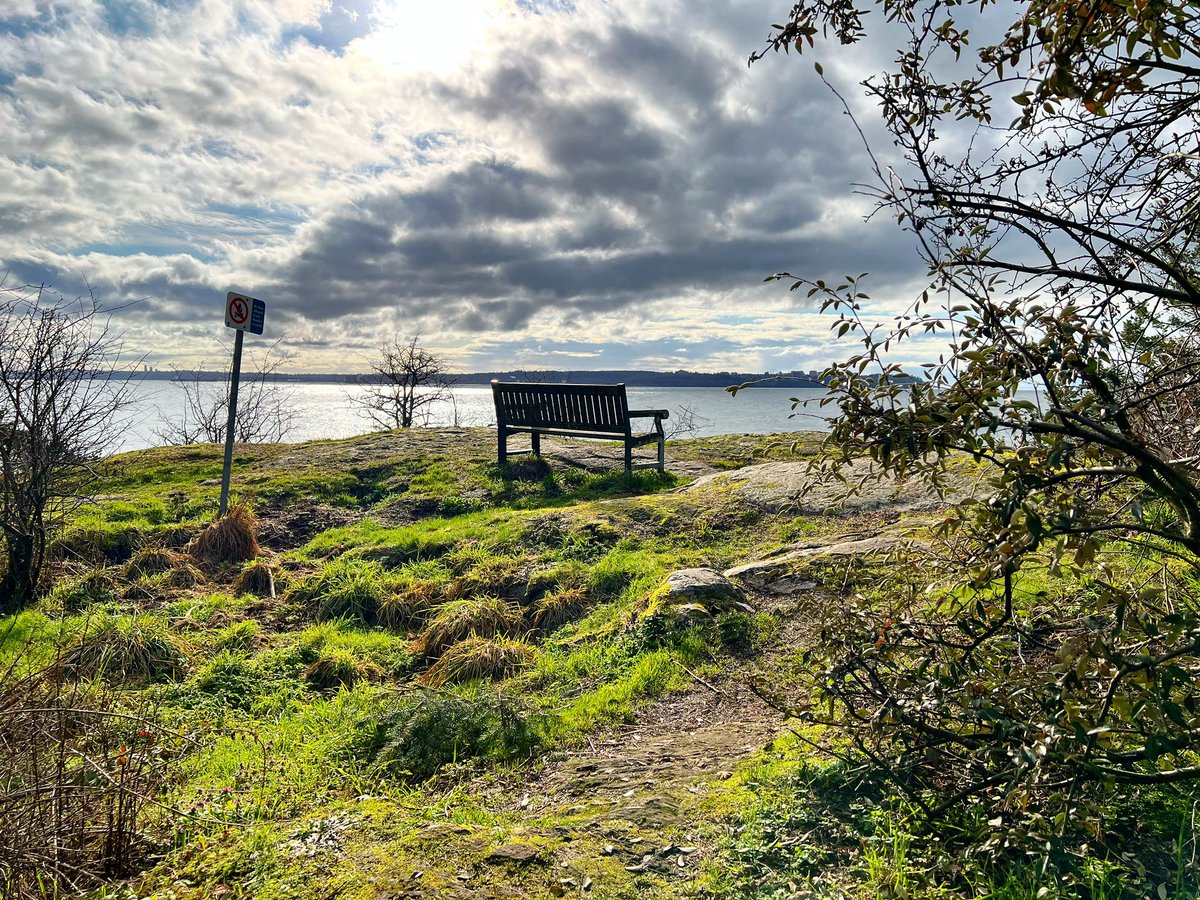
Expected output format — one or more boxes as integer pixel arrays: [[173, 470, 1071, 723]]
[[640, 567, 753, 623], [684, 458, 978, 515]]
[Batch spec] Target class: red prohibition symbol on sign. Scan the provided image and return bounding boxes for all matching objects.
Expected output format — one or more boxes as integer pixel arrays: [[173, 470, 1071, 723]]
[[229, 297, 249, 324]]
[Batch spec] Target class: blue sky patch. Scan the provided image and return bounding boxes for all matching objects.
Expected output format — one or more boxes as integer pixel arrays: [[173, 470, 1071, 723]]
[[282, 0, 374, 54]]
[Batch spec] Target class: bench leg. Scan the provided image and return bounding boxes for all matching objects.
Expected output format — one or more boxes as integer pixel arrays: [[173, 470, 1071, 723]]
[[532, 431, 541, 458], [497, 426, 507, 466], [657, 434, 665, 473], [624, 442, 633, 474]]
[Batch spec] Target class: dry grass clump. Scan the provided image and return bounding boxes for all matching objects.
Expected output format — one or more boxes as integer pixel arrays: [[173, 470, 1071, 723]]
[[190, 505, 260, 566], [377, 581, 439, 632], [232, 560, 276, 598], [303, 647, 385, 691], [61, 616, 187, 683], [531, 587, 590, 633], [422, 636, 536, 687], [164, 563, 206, 589], [416, 596, 522, 659], [124, 547, 182, 580]]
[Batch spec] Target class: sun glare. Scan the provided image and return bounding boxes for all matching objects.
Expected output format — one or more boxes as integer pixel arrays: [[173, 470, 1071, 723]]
[[353, 0, 517, 75]]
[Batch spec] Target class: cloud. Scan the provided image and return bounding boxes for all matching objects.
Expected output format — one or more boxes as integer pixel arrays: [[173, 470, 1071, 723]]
[[0, 0, 926, 371]]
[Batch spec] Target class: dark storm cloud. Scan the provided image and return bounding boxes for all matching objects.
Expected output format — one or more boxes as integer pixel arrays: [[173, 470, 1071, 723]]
[[264, 6, 920, 333], [0, 0, 929, 371]]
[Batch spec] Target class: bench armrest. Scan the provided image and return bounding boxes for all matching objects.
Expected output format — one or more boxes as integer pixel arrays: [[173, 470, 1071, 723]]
[[628, 409, 669, 420]]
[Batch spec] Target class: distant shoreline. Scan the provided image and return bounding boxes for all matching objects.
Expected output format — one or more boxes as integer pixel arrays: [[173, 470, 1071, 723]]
[[125, 368, 921, 387]]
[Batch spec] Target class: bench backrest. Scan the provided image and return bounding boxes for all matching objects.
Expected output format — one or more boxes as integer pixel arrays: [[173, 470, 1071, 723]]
[[492, 381, 630, 435]]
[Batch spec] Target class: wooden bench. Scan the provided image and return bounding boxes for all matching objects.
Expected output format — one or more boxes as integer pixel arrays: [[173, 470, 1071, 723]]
[[491, 381, 669, 473]]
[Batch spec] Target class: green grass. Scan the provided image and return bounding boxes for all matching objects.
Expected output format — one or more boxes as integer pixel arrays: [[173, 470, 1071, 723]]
[[28, 427, 1191, 899]]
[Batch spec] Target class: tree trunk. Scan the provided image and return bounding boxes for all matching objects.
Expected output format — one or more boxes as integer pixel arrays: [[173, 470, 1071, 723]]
[[1, 532, 39, 613]]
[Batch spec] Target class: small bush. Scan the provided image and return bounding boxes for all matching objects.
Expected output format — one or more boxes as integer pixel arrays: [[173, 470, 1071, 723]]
[[61, 616, 187, 682], [191, 650, 259, 710], [355, 692, 542, 781], [416, 596, 522, 659], [191, 505, 260, 565], [422, 636, 536, 687], [531, 587, 589, 633], [232, 560, 276, 597], [1, 649, 169, 896]]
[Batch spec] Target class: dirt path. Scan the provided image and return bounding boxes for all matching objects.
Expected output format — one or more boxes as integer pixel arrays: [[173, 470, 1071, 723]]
[[406, 669, 783, 900]]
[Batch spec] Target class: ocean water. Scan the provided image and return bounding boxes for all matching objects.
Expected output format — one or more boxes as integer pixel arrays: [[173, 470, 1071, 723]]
[[112, 381, 837, 453]]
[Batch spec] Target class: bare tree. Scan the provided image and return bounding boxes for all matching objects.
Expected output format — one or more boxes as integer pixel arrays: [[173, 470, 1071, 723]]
[[155, 340, 294, 445], [354, 335, 451, 430], [665, 402, 709, 440], [0, 282, 134, 611]]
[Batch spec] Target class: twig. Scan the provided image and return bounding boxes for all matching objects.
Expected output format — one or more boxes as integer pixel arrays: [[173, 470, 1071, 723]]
[[672, 656, 728, 697]]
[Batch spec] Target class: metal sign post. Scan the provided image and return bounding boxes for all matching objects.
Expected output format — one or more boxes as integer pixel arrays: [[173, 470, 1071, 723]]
[[218, 291, 267, 517]]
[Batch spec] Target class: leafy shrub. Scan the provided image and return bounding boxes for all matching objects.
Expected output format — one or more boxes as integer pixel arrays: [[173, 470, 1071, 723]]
[[783, 552, 1200, 885], [422, 636, 536, 687], [61, 615, 187, 683], [191, 650, 259, 710], [416, 596, 522, 659], [354, 692, 542, 781]]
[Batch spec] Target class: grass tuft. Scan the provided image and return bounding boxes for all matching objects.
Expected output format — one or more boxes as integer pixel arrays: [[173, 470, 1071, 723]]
[[61, 615, 187, 682], [377, 581, 439, 632], [421, 636, 536, 687], [416, 596, 522, 659], [125, 547, 183, 579], [288, 557, 385, 624], [531, 586, 590, 633], [304, 646, 385, 690], [52, 569, 120, 611], [191, 504, 260, 565], [164, 562, 206, 589], [213, 619, 260, 652], [232, 559, 276, 597]]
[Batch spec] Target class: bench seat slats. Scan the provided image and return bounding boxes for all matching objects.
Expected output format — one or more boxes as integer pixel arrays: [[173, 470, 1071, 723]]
[[492, 381, 669, 473]]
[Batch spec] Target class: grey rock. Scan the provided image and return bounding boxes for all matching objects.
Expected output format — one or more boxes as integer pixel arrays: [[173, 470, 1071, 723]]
[[486, 843, 542, 865], [685, 458, 976, 514], [724, 536, 903, 592]]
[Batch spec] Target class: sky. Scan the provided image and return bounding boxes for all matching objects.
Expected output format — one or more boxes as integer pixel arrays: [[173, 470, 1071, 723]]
[[0, 0, 932, 373]]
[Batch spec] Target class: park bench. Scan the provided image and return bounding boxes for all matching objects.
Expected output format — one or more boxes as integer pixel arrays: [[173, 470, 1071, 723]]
[[491, 381, 670, 474]]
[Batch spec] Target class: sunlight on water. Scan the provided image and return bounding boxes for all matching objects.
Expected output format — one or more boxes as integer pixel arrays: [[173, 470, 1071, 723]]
[[114, 382, 837, 453]]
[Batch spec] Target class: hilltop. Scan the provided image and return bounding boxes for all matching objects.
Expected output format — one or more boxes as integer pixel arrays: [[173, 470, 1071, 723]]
[[2, 428, 1191, 899]]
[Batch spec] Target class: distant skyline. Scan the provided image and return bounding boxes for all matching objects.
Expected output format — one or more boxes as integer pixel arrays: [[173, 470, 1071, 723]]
[[0, 0, 930, 373]]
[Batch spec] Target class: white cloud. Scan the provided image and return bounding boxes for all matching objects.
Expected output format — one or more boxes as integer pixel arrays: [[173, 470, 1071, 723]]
[[0, 0, 928, 371]]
